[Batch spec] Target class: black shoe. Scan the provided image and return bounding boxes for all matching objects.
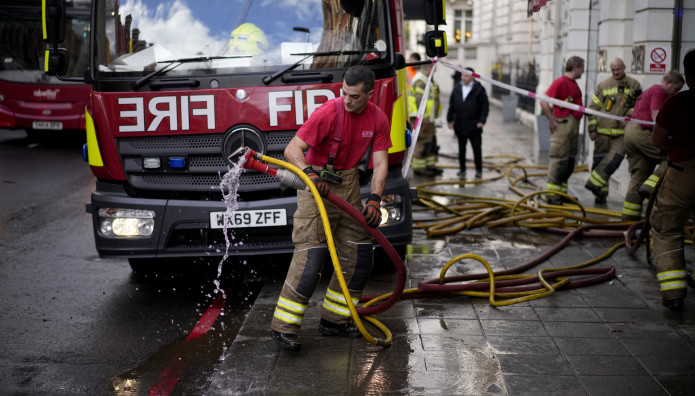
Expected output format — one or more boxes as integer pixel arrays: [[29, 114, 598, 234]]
[[594, 194, 607, 204], [474, 172, 483, 179], [662, 299, 685, 311], [428, 167, 444, 175], [319, 318, 362, 338], [271, 330, 301, 351], [687, 271, 695, 289]]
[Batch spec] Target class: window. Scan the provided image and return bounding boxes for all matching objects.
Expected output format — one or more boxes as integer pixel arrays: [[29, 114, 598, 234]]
[[464, 10, 473, 43], [453, 9, 473, 43]]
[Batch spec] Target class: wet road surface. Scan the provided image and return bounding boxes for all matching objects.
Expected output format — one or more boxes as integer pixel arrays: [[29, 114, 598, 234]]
[[0, 130, 270, 394]]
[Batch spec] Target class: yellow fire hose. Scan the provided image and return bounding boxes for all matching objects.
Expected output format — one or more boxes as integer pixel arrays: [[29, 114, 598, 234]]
[[242, 152, 647, 347]]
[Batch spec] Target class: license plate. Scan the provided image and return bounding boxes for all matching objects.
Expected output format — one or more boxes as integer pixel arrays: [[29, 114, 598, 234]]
[[32, 121, 63, 130], [210, 209, 287, 229]]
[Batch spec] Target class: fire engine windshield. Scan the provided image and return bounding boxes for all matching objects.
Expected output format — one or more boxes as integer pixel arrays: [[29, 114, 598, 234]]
[[0, 1, 90, 83], [94, 0, 392, 78]]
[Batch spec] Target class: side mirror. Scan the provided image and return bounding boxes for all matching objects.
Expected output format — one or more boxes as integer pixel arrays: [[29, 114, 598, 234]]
[[44, 48, 70, 76], [425, 31, 447, 58], [42, 0, 67, 44], [403, 0, 446, 24], [425, 0, 446, 25]]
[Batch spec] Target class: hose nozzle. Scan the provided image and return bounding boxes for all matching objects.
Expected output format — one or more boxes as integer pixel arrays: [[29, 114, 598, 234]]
[[234, 147, 276, 176]]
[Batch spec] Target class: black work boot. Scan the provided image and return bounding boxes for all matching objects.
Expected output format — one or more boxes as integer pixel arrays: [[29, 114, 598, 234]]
[[585, 182, 607, 204], [271, 330, 301, 351], [545, 195, 563, 206], [319, 318, 362, 338], [414, 168, 435, 177], [561, 195, 578, 204], [662, 298, 685, 311]]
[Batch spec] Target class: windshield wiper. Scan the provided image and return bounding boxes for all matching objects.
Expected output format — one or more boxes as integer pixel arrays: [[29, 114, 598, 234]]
[[132, 55, 251, 90], [262, 50, 364, 85]]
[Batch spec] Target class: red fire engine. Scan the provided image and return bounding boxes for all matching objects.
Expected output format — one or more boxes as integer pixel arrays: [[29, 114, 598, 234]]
[[43, 0, 447, 272]]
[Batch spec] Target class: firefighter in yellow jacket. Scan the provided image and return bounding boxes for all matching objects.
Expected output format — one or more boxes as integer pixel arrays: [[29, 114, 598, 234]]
[[585, 58, 642, 204], [408, 61, 442, 176]]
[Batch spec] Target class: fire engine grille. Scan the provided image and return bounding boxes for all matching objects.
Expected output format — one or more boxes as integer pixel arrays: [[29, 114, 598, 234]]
[[118, 132, 295, 193]]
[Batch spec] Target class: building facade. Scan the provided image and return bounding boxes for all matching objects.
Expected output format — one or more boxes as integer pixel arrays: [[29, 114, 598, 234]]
[[408, 0, 694, 196]]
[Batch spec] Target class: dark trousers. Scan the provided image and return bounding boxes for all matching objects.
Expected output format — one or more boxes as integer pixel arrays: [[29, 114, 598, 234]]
[[457, 133, 482, 173]]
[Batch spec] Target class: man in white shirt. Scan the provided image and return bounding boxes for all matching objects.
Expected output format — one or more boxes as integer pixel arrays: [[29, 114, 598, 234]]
[[446, 67, 490, 178]]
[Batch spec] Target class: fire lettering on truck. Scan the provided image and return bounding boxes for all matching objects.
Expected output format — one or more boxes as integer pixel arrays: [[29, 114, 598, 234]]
[[268, 89, 336, 127], [118, 95, 215, 132]]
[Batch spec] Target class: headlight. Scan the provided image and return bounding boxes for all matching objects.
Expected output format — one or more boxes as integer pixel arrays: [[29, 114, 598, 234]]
[[98, 208, 155, 238]]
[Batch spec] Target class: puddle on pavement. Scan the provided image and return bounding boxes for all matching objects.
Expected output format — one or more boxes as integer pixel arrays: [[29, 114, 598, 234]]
[[348, 332, 506, 395]]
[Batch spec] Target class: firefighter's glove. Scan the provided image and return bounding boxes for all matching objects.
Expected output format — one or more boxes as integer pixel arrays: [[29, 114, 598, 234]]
[[362, 193, 382, 227], [303, 167, 329, 197]]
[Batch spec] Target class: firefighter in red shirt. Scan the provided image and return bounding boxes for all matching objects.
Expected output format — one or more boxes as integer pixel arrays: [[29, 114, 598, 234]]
[[540, 56, 585, 205], [270, 66, 392, 351], [621, 70, 684, 220], [649, 50, 695, 311]]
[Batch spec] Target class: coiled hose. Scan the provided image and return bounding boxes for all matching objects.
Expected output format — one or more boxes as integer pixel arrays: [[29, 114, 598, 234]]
[[245, 152, 638, 347]]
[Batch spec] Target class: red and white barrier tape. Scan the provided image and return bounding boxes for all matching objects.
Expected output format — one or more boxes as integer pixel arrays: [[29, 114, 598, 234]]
[[438, 60, 655, 127]]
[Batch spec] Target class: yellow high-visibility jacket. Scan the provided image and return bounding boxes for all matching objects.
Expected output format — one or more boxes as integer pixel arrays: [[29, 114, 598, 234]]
[[587, 75, 641, 136]]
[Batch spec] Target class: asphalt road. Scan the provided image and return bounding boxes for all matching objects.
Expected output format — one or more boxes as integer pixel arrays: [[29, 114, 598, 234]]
[[0, 129, 270, 394]]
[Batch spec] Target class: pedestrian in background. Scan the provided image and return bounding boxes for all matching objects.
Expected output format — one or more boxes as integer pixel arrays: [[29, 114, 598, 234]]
[[409, 61, 442, 176], [446, 67, 489, 179], [622, 70, 684, 220], [271, 66, 391, 350], [585, 58, 642, 204], [649, 49, 695, 311], [540, 56, 585, 205]]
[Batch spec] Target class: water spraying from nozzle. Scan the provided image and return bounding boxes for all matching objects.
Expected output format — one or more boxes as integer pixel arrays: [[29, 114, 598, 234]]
[[214, 150, 248, 297], [227, 146, 248, 163]]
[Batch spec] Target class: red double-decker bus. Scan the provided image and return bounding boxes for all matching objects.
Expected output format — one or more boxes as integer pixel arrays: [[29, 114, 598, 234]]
[[0, 0, 90, 134]]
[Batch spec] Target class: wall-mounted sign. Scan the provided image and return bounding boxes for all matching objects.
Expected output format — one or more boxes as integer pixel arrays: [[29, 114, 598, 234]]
[[647, 45, 668, 73]]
